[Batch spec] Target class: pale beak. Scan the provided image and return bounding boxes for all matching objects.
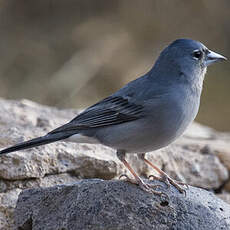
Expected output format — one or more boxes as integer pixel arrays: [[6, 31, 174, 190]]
[[205, 50, 227, 66]]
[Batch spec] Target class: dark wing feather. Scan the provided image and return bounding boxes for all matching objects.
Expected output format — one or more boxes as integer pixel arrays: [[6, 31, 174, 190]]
[[49, 96, 143, 134]]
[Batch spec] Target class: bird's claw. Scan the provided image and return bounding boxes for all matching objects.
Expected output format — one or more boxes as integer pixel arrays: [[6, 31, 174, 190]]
[[137, 179, 169, 199], [166, 177, 188, 196], [148, 174, 188, 196], [119, 174, 168, 199]]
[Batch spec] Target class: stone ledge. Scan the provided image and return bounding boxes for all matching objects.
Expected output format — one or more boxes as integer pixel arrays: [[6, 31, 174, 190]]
[[14, 179, 230, 230]]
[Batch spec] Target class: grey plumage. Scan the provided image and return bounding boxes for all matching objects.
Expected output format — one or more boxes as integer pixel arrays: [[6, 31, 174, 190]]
[[0, 38, 226, 195]]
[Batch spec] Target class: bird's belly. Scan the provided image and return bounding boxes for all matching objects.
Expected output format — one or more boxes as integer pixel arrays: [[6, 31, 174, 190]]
[[94, 118, 188, 154]]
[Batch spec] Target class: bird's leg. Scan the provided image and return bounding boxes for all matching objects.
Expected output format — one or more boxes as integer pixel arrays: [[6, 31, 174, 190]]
[[139, 153, 188, 195], [117, 150, 167, 197]]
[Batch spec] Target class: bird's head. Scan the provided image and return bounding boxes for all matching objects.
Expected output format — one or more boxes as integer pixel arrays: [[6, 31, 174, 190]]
[[153, 38, 227, 86]]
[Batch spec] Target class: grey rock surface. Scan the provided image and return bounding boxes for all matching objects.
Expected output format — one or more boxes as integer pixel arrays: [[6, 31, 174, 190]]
[[0, 98, 230, 229], [15, 179, 230, 230]]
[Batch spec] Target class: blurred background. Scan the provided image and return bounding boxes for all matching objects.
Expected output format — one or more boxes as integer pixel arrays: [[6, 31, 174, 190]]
[[0, 0, 229, 131]]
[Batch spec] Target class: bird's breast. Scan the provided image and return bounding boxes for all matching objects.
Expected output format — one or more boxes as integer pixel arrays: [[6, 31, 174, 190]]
[[147, 85, 201, 147]]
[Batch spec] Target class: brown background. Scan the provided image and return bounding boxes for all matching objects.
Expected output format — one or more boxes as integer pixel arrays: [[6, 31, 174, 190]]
[[0, 0, 229, 130]]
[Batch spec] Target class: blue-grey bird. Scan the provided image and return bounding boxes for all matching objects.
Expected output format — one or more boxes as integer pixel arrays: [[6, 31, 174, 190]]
[[0, 38, 227, 195]]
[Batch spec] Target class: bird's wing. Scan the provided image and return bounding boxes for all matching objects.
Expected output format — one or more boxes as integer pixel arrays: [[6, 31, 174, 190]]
[[49, 96, 144, 134]]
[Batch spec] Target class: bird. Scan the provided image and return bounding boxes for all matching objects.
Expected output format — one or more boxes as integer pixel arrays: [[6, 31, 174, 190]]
[[0, 38, 227, 196]]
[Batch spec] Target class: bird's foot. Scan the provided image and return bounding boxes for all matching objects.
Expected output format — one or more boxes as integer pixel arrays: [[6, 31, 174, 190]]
[[148, 174, 188, 196], [119, 174, 169, 199]]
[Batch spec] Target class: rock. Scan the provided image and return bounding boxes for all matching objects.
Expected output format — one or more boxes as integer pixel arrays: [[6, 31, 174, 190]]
[[0, 173, 78, 193], [0, 144, 119, 180], [0, 189, 21, 230], [224, 180, 230, 193], [14, 179, 230, 230], [0, 98, 230, 229], [217, 193, 230, 205], [218, 150, 230, 171]]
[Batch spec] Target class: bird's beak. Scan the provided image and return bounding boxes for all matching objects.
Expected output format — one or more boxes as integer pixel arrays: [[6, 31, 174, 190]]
[[205, 50, 227, 66]]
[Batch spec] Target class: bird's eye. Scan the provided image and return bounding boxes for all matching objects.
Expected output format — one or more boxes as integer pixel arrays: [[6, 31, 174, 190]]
[[193, 50, 203, 60]]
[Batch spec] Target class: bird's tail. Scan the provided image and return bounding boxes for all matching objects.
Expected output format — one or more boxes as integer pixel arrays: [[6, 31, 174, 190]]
[[0, 133, 70, 155]]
